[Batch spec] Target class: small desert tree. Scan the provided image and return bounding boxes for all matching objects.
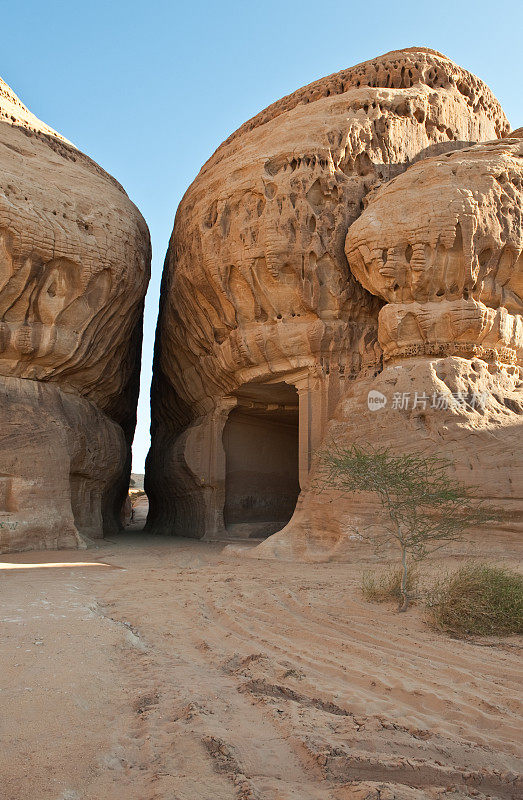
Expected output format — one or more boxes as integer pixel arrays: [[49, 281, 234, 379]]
[[318, 445, 499, 611]]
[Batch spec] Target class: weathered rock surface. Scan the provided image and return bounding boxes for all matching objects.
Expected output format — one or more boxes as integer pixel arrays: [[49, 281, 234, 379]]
[[256, 356, 523, 561], [0, 375, 125, 552], [258, 136, 523, 560], [0, 78, 150, 551], [346, 135, 523, 364], [147, 47, 516, 547]]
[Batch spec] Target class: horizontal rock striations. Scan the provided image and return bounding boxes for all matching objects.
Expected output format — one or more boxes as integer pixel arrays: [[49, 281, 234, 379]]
[[147, 48, 517, 549], [258, 136, 523, 560], [0, 78, 150, 551]]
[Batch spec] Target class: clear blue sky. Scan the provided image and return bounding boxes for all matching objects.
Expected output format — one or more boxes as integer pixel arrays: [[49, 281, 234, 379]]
[[2, 1, 521, 472]]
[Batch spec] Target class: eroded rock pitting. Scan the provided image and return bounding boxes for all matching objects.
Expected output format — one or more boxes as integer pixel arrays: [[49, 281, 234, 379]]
[[0, 77, 151, 552], [146, 47, 521, 555]]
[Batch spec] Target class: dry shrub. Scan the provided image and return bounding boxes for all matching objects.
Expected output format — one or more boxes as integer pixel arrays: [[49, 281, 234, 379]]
[[426, 563, 523, 637], [320, 445, 498, 611], [362, 568, 418, 604]]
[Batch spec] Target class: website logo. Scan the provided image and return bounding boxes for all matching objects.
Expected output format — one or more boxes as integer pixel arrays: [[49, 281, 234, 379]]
[[367, 390, 387, 411]]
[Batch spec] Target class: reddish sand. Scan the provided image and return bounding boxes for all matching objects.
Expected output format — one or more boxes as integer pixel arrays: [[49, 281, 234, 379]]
[[0, 531, 521, 800]]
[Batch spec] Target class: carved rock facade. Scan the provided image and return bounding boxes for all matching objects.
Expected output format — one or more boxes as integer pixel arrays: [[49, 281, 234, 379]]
[[148, 48, 521, 551], [258, 133, 523, 560], [0, 78, 150, 552]]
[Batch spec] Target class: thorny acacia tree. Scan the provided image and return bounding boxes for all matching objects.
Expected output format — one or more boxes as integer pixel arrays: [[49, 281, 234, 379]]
[[319, 445, 499, 611]]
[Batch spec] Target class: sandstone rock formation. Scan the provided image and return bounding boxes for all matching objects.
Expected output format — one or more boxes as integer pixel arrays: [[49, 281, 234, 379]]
[[147, 47, 520, 550], [258, 134, 523, 560], [0, 78, 150, 552], [347, 136, 523, 367]]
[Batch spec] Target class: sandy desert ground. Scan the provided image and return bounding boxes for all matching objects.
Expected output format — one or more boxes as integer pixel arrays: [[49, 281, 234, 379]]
[[1, 522, 521, 800]]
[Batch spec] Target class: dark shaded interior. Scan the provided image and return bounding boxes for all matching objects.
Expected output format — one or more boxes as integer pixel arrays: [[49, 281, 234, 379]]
[[223, 382, 300, 538]]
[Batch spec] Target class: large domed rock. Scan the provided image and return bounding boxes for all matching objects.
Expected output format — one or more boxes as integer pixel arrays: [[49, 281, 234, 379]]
[[0, 78, 150, 552], [147, 48, 513, 543]]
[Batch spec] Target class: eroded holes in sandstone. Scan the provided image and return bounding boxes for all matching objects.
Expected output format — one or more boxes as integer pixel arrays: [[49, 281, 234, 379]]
[[223, 382, 299, 539], [354, 152, 374, 177], [219, 206, 231, 237], [306, 179, 326, 209], [264, 182, 277, 201], [479, 248, 492, 267]]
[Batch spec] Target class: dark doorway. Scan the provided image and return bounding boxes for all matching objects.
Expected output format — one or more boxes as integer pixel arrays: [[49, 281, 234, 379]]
[[223, 382, 300, 538]]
